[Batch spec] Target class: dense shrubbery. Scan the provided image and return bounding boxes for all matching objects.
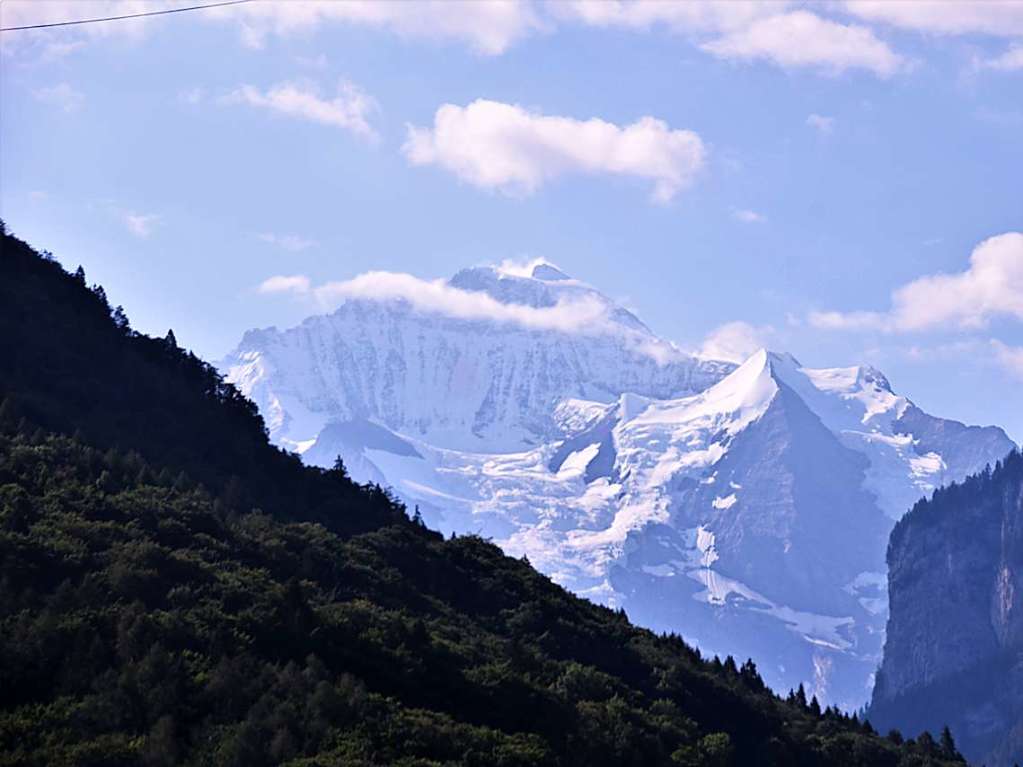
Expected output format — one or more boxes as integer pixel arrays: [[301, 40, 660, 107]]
[[0, 224, 965, 765]]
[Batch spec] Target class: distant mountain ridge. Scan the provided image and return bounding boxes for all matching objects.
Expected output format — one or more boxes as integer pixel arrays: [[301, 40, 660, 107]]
[[223, 261, 1016, 708]]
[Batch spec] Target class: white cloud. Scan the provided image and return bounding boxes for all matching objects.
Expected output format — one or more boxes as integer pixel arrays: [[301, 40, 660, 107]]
[[403, 99, 705, 203], [553, 1, 784, 34], [258, 233, 318, 252], [33, 83, 84, 112], [810, 232, 1023, 332], [732, 209, 766, 224], [207, 0, 544, 55], [254, 267, 690, 364], [992, 340, 1023, 380], [807, 310, 887, 332], [123, 212, 159, 238], [258, 274, 313, 295], [977, 45, 1023, 72], [224, 79, 378, 141], [2, 0, 540, 58], [178, 87, 205, 105], [494, 257, 562, 278], [902, 339, 1023, 382], [698, 321, 775, 363], [843, 1, 1023, 38], [701, 10, 906, 77], [29, 190, 48, 202], [806, 113, 836, 134], [1, 1, 160, 60], [36, 39, 88, 62], [260, 270, 609, 331]]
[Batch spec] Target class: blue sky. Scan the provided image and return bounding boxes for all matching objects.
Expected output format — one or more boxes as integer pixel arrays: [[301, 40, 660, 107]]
[[2, 1, 1022, 440]]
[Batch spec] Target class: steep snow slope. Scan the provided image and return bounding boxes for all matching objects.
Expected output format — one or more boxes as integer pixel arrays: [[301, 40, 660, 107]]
[[223, 265, 1015, 709], [223, 263, 731, 454]]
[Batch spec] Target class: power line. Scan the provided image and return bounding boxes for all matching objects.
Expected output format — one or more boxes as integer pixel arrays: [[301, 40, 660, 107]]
[[0, 0, 254, 32]]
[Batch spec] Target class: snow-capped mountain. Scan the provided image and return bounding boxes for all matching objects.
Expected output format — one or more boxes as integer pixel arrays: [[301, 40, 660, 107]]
[[222, 262, 1016, 709], [225, 263, 731, 455]]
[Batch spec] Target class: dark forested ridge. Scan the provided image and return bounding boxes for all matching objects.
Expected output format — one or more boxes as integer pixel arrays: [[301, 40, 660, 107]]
[[0, 223, 965, 766], [870, 448, 1023, 767]]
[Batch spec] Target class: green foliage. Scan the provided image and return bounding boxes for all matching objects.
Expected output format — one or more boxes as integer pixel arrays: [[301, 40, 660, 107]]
[[0, 227, 967, 766]]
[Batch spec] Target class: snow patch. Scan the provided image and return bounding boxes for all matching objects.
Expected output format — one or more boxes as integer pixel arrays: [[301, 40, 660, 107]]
[[712, 493, 737, 510]]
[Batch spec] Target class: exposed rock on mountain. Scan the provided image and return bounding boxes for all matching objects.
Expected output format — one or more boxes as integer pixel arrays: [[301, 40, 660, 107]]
[[223, 262, 1016, 708]]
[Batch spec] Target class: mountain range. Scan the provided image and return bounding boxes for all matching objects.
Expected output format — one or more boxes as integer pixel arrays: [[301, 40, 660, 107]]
[[222, 261, 1017, 708]]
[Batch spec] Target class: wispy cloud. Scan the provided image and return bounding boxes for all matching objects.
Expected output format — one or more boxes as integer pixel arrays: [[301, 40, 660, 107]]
[[701, 11, 906, 77], [207, 0, 544, 54], [842, 1, 1023, 37], [992, 340, 1023, 380], [552, 1, 778, 34], [224, 79, 378, 141], [258, 270, 610, 332], [33, 83, 84, 112], [5, 0, 1018, 82], [904, 339, 1023, 382], [697, 321, 775, 363], [806, 113, 836, 134], [258, 274, 312, 295], [255, 267, 688, 363], [178, 87, 205, 105], [258, 232, 318, 252], [975, 45, 1023, 72], [810, 232, 1023, 332], [732, 209, 767, 224], [404, 99, 705, 203], [123, 212, 160, 238]]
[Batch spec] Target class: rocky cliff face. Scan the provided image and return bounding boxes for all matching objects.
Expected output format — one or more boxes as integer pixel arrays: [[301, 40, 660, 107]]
[[871, 450, 1023, 766]]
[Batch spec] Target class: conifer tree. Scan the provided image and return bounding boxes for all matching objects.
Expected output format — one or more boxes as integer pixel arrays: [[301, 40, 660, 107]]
[[112, 305, 130, 332], [809, 695, 821, 717], [331, 455, 349, 481], [795, 683, 807, 708], [939, 725, 960, 759]]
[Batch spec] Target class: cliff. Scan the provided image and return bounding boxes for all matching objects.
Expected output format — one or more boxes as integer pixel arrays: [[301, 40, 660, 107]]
[[871, 449, 1023, 765]]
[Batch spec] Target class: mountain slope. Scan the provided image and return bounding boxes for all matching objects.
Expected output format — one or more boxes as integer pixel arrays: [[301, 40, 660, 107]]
[[222, 262, 732, 454], [870, 449, 1023, 766], [0, 227, 967, 765], [225, 266, 1016, 710], [0, 227, 403, 538]]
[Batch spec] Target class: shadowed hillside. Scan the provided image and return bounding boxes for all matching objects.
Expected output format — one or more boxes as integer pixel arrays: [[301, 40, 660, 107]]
[[871, 448, 1023, 766], [0, 222, 964, 766]]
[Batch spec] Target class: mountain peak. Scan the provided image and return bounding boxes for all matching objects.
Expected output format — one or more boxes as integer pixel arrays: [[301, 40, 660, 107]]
[[530, 262, 571, 281]]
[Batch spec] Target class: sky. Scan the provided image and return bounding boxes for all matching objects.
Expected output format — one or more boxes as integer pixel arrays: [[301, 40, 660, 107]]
[[2, 0, 1022, 441]]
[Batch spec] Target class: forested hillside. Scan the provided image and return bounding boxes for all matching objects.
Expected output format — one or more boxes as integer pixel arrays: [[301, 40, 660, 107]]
[[871, 448, 1023, 766], [0, 223, 964, 766]]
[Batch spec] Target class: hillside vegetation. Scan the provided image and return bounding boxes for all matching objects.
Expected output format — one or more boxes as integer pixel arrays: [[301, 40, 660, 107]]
[[0, 223, 964, 766]]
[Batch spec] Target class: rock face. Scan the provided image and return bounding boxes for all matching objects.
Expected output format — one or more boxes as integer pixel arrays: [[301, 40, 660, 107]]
[[222, 262, 1017, 709], [870, 450, 1023, 766]]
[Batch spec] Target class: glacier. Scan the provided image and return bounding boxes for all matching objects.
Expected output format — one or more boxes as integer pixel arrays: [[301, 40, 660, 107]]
[[222, 261, 1016, 709]]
